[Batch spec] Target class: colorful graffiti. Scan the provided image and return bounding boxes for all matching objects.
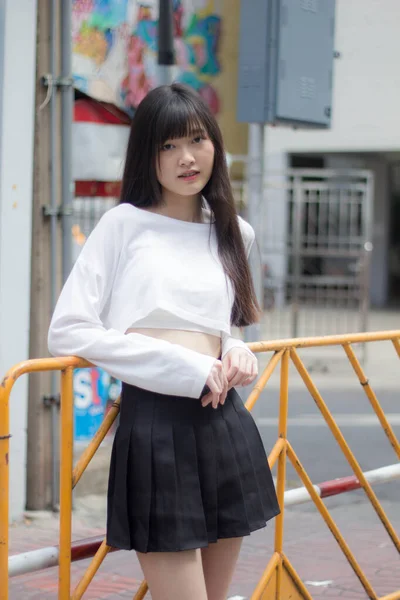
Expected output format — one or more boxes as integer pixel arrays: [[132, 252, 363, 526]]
[[72, 0, 221, 115]]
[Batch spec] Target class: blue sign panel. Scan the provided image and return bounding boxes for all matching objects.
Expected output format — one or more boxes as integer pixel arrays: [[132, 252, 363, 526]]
[[73, 367, 122, 442]]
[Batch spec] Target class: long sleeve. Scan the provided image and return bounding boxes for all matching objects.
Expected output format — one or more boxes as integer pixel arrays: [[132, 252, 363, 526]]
[[221, 216, 257, 359], [48, 209, 216, 399], [221, 331, 254, 359]]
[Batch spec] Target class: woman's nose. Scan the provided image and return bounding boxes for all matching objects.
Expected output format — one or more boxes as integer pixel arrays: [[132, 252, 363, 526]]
[[179, 148, 195, 166]]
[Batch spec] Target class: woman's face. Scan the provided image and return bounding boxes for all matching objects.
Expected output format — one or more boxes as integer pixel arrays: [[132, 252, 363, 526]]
[[156, 128, 215, 200]]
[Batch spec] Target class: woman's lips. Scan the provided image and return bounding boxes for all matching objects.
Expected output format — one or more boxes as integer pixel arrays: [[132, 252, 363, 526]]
[[178, 171, 200, 181]]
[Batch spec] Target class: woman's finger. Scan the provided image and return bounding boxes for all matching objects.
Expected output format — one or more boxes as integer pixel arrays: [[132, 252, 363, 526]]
[[226, 357, 240, 382], [229, 355, 250, 388], [242, 361, 258, 387], [202, 372, 221, 408], [201, 391, 213, 407], [219, 367, 229, 405]]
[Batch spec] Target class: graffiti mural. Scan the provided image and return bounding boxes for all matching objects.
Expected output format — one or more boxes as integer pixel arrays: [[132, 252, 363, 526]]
[[72, 0, 222, 114]]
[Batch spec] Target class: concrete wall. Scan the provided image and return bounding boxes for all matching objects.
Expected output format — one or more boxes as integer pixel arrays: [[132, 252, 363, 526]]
[[266, 0, 400, 154], [264, 0, 399, 308], [0, 0, 37, 520]]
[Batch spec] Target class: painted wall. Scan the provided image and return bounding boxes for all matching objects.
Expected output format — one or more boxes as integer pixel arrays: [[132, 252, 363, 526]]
[[72, 0, 222, 115], [72, 0, 248, 162], [0, 0, 37, 520]]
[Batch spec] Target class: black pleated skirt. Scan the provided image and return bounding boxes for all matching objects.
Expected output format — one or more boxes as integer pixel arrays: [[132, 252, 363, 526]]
[[106, 383, 280, 553]]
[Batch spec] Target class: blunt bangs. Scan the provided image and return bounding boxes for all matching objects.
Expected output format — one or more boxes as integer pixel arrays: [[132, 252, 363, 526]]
[[153, 93, 212, 149]]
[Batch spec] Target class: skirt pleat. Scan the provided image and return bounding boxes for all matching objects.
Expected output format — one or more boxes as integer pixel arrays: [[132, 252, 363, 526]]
[[106, 383, 280, 553], [210, 415, 250, 536], [231, 396, 283, 519], [221, 401, 266, 533], [106, 423, 133, 549], [126, 398, 154, 551], [193, 419, 218, 539]]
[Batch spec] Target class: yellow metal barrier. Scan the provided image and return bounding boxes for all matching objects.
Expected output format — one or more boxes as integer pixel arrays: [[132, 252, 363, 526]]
[[1, 330, 400, 600], [246, 331, 400, 600]]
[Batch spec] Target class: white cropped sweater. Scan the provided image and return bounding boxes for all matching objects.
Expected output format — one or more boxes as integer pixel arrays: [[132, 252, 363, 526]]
[[48, 203, 256, 399]]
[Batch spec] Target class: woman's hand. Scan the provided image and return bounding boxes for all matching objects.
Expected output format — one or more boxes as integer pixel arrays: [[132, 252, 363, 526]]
[[222, 348, 258, 390], [201, 360, 228, 409]]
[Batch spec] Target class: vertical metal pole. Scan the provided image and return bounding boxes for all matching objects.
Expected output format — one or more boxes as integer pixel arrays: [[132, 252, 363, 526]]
[[157, 0, 175, 85], [61, 0, 73, 282], [50, 0, 59, 511], [48, 0, 73, 512], [360, 173, 374, 363], [0, 384, 10, 600], [291, 176, 302, 339], [245, 123, 265, 344]]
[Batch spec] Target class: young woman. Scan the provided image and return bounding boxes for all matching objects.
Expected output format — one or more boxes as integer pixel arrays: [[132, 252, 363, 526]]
[[48, 83, 280, 600]]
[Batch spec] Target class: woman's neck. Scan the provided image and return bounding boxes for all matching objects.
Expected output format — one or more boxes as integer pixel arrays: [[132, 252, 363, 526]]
[[156, 191, 203, 223]]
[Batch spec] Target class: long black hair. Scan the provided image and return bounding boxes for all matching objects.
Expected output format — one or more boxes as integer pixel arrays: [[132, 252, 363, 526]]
[[120, 83, 260, 327]]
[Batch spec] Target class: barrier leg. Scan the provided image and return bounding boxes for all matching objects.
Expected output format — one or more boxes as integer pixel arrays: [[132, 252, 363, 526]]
[[286, 441, 378, 600], [274, 349, 289, 598], [59, 367, 74, 600], [133, 580, 149, 599], [71, 540, 110, 599], [0, 381, 10, 600]]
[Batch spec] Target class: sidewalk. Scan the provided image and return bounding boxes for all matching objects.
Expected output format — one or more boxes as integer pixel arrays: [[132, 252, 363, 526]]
[[8, 493, 400, 599]]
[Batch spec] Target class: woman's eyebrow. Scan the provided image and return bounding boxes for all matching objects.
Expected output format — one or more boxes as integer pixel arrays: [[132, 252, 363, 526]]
[[188, 127, 206, 136], [161, 128, 206, 143]]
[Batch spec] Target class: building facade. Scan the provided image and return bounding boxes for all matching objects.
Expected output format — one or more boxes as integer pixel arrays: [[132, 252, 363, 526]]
[[0, 0, 37, 520], [265, 0, 400, 309]]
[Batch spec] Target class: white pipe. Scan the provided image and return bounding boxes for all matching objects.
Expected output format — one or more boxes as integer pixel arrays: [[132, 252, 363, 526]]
[[284, 463, 400, 506], [9, 546, 59, 577], [357, 463, 400, 485], [284, 484, 321, 507]]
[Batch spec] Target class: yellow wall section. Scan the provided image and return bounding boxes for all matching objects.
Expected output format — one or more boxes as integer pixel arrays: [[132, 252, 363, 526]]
[[213, 0, 248, 159]]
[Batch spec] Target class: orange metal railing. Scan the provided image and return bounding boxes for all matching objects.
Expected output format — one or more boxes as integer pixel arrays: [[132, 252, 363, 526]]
[[1, 330, 400, 599]]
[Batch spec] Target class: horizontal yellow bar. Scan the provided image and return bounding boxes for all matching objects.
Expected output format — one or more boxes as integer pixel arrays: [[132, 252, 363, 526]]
[[248, 329, 400, 353]]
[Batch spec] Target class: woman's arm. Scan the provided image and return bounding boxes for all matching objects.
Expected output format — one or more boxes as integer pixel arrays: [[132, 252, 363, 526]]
[[48, 208, 216, 399]]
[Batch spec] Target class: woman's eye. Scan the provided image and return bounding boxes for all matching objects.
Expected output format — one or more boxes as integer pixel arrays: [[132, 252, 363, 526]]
[[161, 143, 174, 151], [193, 136, 204, 144]]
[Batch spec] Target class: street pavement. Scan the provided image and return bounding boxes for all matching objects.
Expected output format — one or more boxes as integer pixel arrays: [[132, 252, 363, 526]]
[[8, 493, 400, 599]]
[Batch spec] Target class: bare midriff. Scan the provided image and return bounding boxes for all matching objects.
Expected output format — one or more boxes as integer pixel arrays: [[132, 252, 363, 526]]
[[125, 328, 221, 359]]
